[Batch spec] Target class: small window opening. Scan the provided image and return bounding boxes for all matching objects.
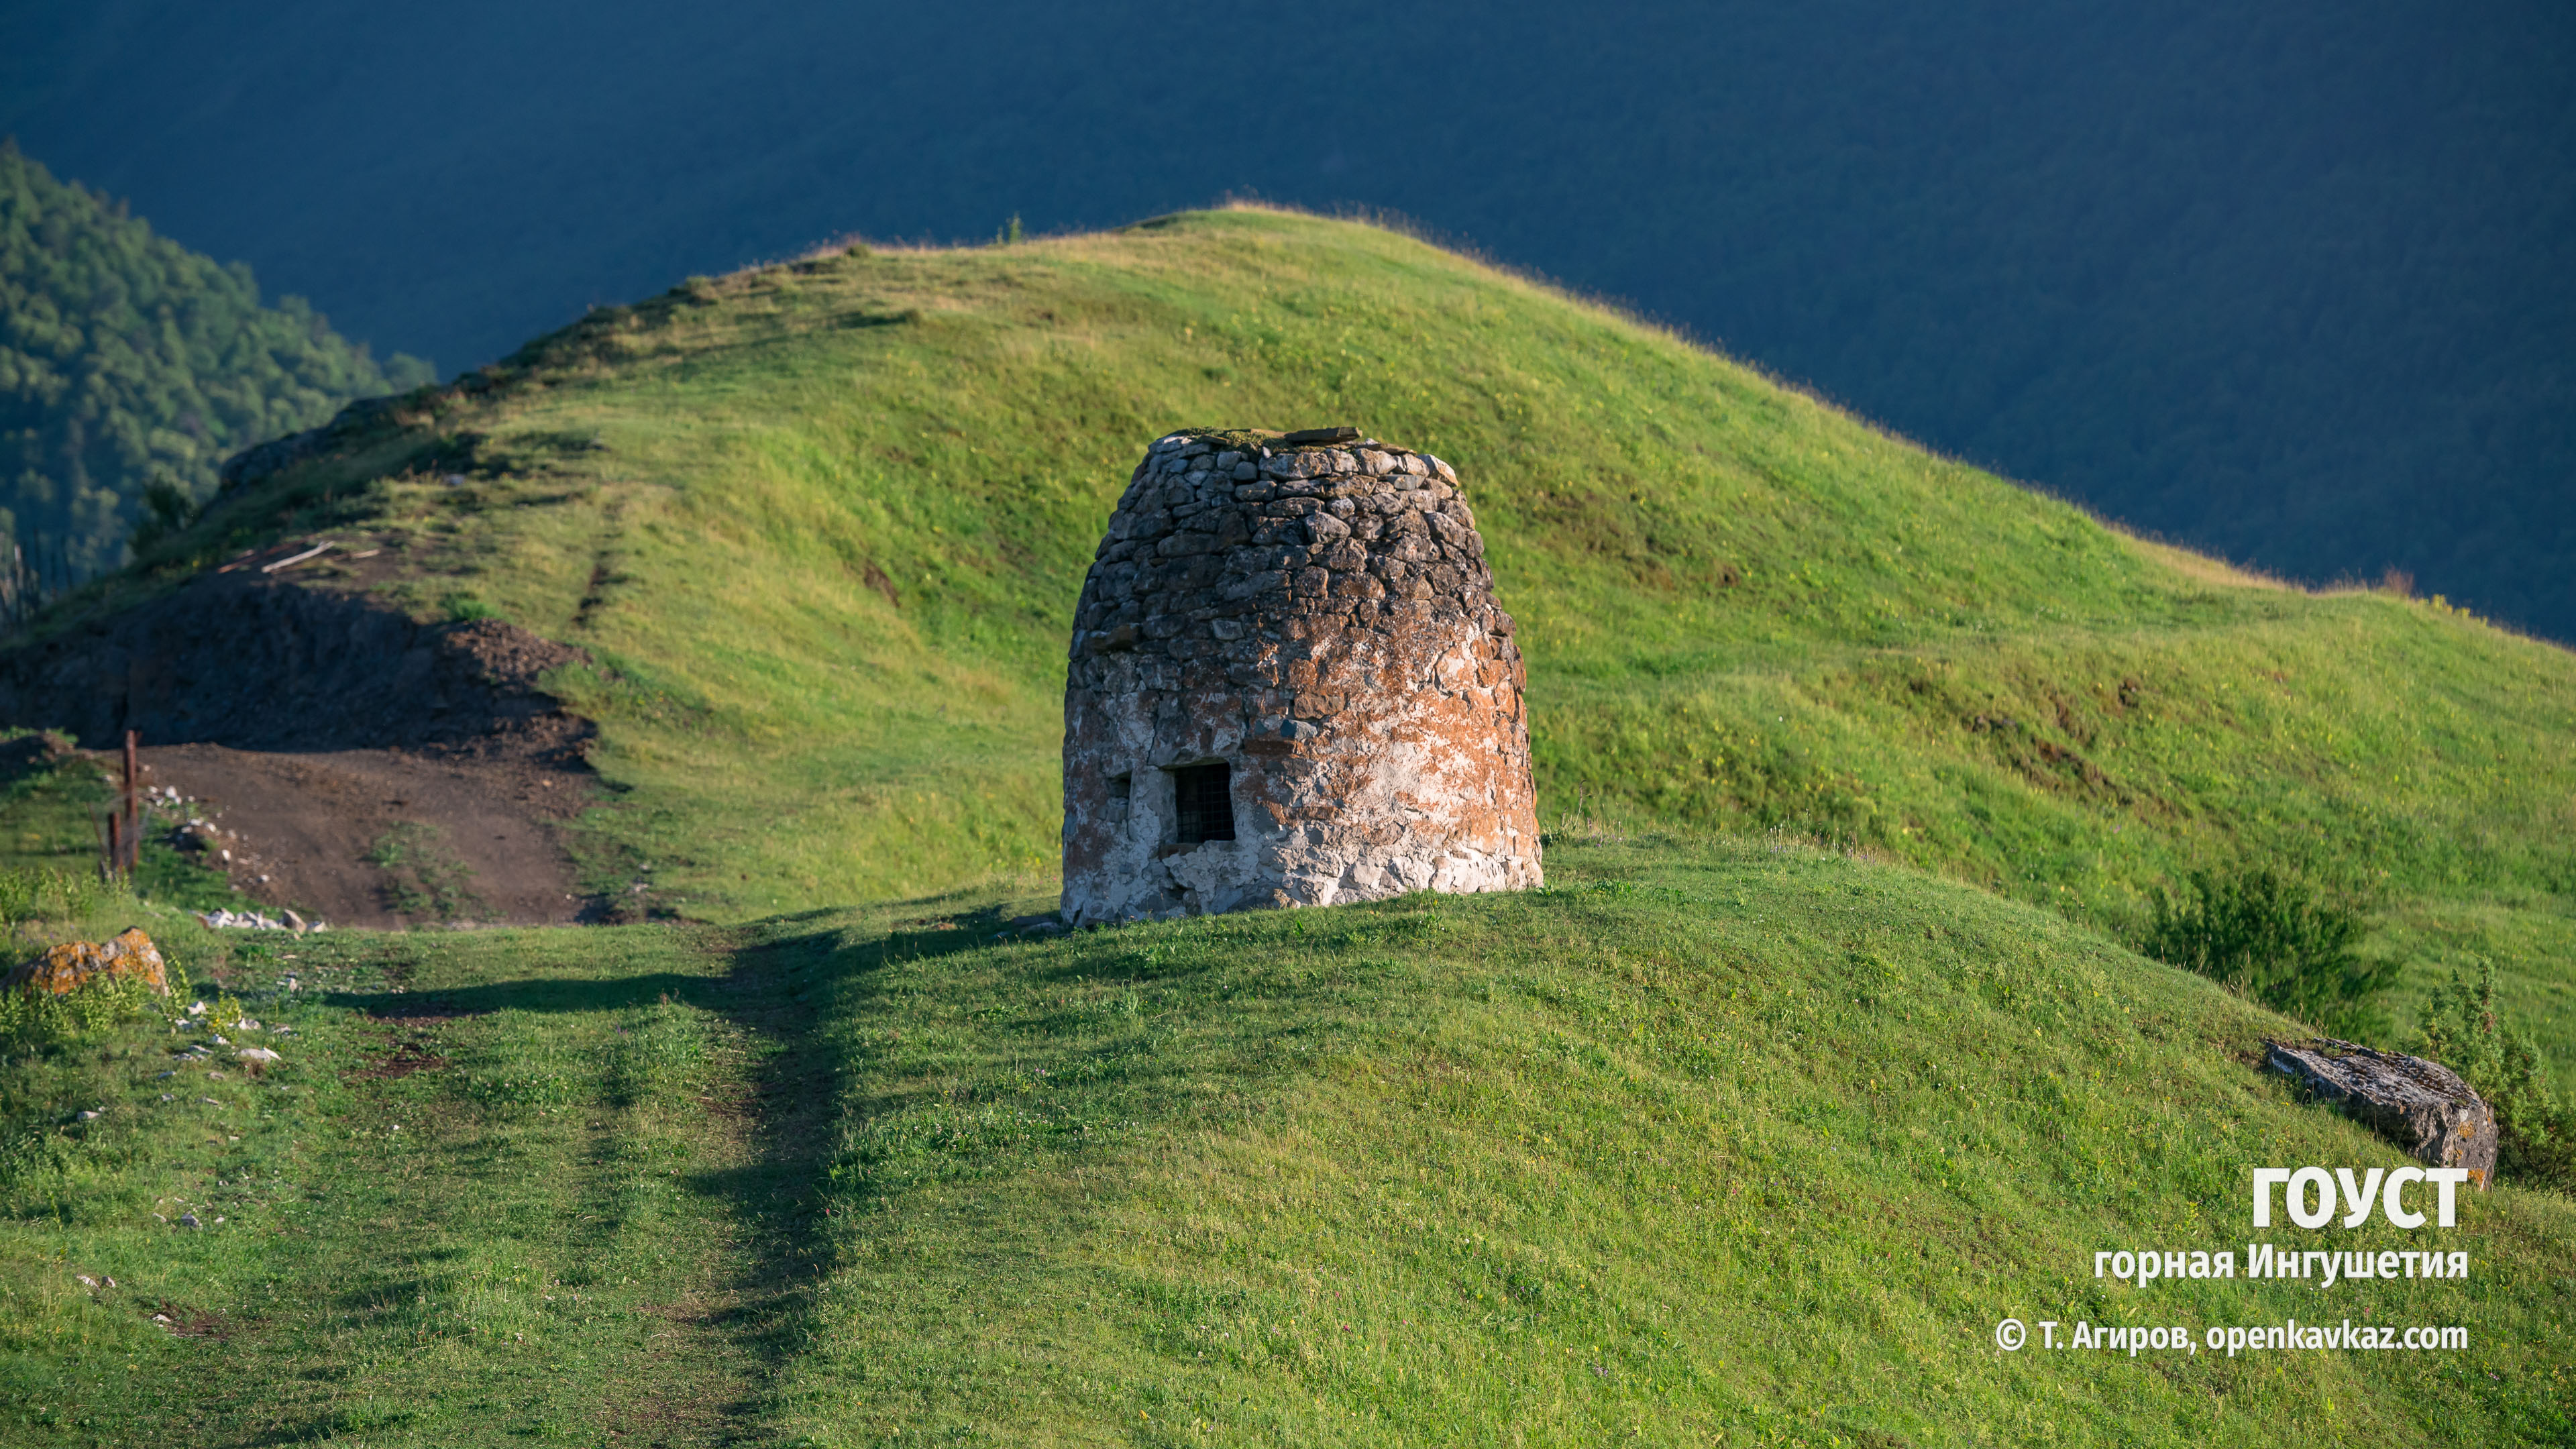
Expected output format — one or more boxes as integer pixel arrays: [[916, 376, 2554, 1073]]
[[1108, 773, 1131, 802], [1172, 763, 1235, 845]]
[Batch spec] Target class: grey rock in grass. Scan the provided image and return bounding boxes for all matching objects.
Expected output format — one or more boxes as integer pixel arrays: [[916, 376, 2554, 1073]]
[[2266, 1038, 2499, 1188]]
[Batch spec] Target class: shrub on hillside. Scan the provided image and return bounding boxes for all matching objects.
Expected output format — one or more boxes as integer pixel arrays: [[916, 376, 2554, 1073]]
[[0, 967, 170, 1051], [2143, 868, 2396, 1038], [2417, 962, 2575, 1191], [0, 865, 107, 929], [126, 475, 200, 555]]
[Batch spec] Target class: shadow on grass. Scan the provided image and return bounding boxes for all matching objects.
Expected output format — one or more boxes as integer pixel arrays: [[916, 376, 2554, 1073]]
[[688, 900, 1106, 1391], [324, 973, 724, 1019], [294, 902, 1028, 1438]]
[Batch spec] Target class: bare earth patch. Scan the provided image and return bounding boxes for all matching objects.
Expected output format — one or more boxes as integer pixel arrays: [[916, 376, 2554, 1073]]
[[143, 743, 592, 928], [0, 573, 612, 928]]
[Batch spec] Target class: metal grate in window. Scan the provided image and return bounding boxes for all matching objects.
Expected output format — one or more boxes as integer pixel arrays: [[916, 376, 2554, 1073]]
[[1172, 763, 1234, 845]]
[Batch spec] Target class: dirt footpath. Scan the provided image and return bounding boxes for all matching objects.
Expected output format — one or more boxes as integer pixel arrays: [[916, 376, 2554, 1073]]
[[0, 571, 619, 929], [140, 743, 595, 929]]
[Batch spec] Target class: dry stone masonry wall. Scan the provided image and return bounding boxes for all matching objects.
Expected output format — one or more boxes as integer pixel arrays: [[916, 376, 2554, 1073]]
[[1061, 427, 1542, 924]]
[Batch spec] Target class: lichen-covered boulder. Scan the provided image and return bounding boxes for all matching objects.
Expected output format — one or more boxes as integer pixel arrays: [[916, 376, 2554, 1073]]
[[4, 928, 172, 997], [2267, 1038, 2499, 1188], [1061, 428, 1542, 924]]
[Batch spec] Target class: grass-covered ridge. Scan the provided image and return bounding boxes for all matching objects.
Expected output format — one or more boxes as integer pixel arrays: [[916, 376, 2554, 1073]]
[[91, 205, 2571, 1073], [2, 208, 2569, 1441]]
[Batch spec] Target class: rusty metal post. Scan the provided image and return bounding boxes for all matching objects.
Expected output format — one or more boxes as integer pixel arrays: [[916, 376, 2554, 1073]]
[[122, 729, 140, 878]]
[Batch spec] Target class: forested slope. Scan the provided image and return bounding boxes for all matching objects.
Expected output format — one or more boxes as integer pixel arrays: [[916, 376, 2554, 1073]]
[[0, 142, 429, 584]]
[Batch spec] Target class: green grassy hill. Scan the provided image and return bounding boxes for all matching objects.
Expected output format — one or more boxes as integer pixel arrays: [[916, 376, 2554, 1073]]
[[2, 208, 2569, 1444], [93, 205, 2576, 1070], [3, 845, 2569, 1444]]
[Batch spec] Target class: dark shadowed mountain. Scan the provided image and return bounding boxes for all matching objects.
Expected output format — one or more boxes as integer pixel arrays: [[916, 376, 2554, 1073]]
[[4, 1, 2571, 635], [0, 142, 429, 583]]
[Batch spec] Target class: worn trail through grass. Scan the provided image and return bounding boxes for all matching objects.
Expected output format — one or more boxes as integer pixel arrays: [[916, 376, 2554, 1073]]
[[0, 920, 852, 1446], [3, 843, 2572, 1444]]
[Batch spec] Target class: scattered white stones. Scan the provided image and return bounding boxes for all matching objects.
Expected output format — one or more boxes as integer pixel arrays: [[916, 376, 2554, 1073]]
[[176, 1213, 200, 1229], [195, 908, 327, 932], [237, 1047, 282, 1065], [75, 1109, 101, 1121]]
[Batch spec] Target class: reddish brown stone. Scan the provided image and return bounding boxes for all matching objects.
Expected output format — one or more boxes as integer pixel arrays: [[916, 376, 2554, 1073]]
[[5, 928, 172, 997]]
